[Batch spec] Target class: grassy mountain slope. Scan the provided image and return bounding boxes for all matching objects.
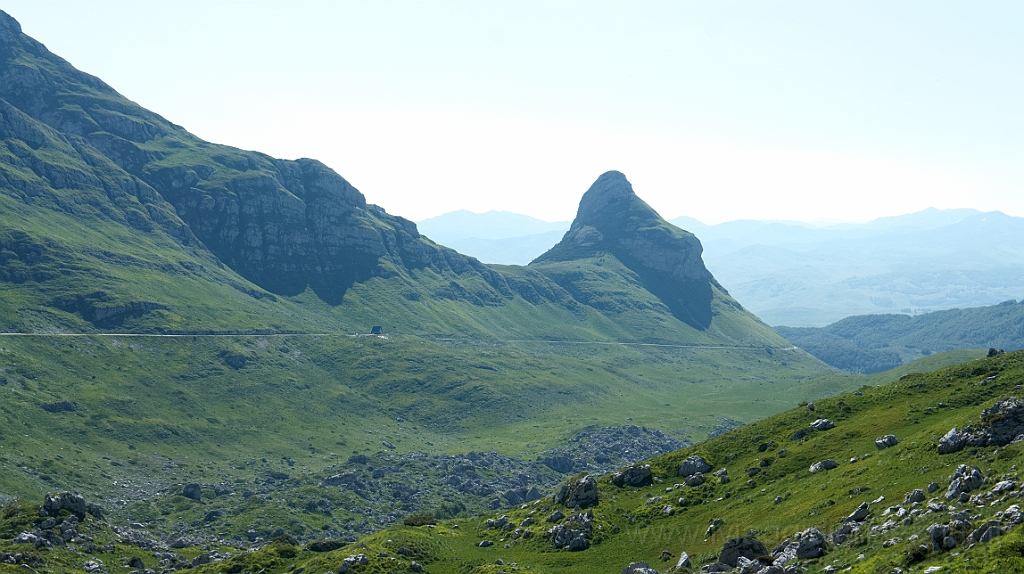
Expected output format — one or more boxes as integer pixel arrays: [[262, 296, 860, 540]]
[[154, 350, 1024, 574], [777, 299, 1024, 373], [0, 9, 868, 553]]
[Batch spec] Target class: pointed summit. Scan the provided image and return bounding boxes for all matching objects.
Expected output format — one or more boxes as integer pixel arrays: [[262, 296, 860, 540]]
[[534, 171, 717, 329]]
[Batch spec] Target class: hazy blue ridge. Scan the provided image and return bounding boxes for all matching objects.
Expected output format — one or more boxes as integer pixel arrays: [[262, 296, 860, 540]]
[[776, 298, 1024, 373]]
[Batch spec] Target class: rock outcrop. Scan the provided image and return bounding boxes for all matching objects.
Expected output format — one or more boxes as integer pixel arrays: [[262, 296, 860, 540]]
[[679, 455, 713, 477], [611, 465, 653, 488], [937, 398, 1024, 454], [809, 460, 838, 473], [533, 171, 721, 329], [945, 465, 985, 501], [554, 475, 599, 509], [875, 434, 899, 450], [548, 510, 593, 551], [718, 536, 768, 567]]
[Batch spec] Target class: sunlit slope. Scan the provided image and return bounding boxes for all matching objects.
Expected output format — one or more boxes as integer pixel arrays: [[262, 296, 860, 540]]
[[273, 350, 1024, 574]]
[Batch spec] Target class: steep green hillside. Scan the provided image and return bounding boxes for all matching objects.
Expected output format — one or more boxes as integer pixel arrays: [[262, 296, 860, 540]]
[[777, 299, 1024, 373], [109, 350, 1020, 574]]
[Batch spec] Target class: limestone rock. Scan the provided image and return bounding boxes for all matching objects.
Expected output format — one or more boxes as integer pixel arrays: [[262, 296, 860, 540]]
[[938, 427, 968, 454], [554, 475, 598, 509], [945, 465, 984, 501], [621, 561, 659, 574], [548, 510, 592, 551], [611, 465, 653, 488], [927, 523, 950, 549], [718, 536, 768, 567], [809, 460, 838, 473], [41, 493, 88, 519], [685, 473, 706, 487], [679, 455, 713, 477], [706, 518, 724, 537], [904, 489, 926, 505], [810, 419, 835, 431], [846, 502, 870, 522], [336, 553, 368, 572], [875, 435, 899, 450], [773, 527, 827, 564]]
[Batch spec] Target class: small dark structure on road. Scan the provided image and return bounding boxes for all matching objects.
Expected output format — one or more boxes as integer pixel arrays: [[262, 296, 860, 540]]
[[370, 326, 383, 335]]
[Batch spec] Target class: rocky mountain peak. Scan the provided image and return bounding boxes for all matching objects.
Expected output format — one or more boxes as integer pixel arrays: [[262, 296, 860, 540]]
[[533, 171, 720, 329], [573, 170, 641, 226]]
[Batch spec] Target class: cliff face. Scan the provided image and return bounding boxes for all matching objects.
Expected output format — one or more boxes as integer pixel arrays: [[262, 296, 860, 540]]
[[534, 171, 717, 329], [0, 9, 506, 305]]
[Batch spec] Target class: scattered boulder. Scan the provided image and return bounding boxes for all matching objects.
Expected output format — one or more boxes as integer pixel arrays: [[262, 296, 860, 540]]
[[809, 460, 838, 473], [773, 527, 827, 564], [875, 435, 899, 450], [831, 523, 859, 545], [747, 467, 760, 477], [846, 502, 870, 522], [41, 493, 89, 520], [182, 483, 202, 501], [485, 515, 508, 529], [675, 552, 691, 569], [679, 455, 712, 477], [992, 480, 1017, 494], [336, 553, 368, 572], [904, 489, 926, 505], [705, 518, 724, 537], [548, 510, 592, 551], [969, 520, 1004, 544], [684, 473, 706, 487], [547, 510, 565, 523], [927, 482, 940, 493], [810, 419, 835, 431], [478, 540, 493, 548], [938, 398, 1024, 455], [621, 562, 659, 574], [945, 465, 984, 501], [927, 523, 950, 550], [554, 475, 599, 509], [718, 536, 768, 567], [611, 465, 653, 488], [938, 427, 968, 454]]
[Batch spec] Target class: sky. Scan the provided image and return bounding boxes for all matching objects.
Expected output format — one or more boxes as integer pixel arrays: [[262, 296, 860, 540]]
[[4, 1, 1022, 224]]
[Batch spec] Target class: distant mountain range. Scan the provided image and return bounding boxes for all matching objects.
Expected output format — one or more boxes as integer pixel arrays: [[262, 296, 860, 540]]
[[418, 208, 1024, 326]]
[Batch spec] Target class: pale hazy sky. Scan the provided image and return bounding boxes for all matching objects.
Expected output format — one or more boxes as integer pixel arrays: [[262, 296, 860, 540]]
[[5, 1, 1022, 224]]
